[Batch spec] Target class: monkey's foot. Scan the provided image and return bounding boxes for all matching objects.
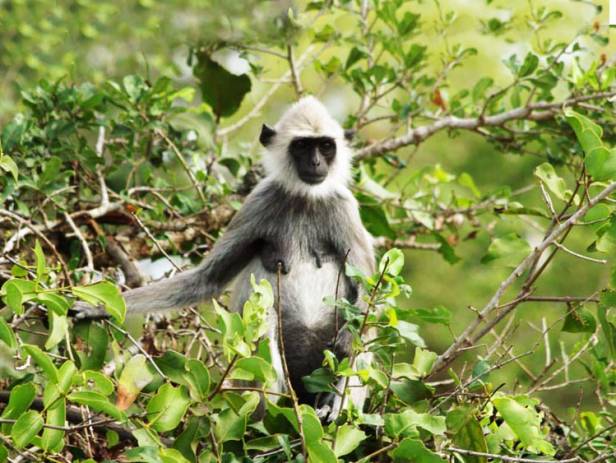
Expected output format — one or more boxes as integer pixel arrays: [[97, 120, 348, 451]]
[[316, 404, 331, 420]]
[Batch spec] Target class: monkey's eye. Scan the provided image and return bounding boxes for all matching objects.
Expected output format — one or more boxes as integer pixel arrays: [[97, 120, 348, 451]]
[[292, 139, 308, 150], [319, 139, 335, 155]]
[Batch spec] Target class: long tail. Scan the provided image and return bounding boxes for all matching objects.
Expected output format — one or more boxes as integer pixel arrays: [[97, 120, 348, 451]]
[[73, 266, 218, 318], [123, 266, 217, 313]]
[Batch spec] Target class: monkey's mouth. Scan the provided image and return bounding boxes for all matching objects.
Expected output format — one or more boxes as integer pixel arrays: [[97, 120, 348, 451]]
[[300, 174, 326, 185]]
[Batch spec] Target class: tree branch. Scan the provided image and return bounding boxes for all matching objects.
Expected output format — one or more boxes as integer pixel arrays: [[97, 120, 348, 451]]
[[432, 180, 616, 375], [356, 91, 616, 160]]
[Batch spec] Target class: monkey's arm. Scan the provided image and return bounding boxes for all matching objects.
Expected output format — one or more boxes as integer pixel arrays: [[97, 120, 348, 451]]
[[74, 196, 266, 317]]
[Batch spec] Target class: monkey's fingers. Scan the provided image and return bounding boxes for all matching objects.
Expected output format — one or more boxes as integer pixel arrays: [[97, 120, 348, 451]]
[[70, 301, 110, 320]]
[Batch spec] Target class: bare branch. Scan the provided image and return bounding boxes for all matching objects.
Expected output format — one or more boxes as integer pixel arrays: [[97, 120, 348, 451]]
[[373, 236, 441, 250], [446, 447, 582, 463], [356, 91, 616, 160], [64, 212, 94, 273], [286, 44, 304, 97]]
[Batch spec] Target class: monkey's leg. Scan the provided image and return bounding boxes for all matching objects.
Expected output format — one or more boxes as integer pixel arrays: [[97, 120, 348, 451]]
[[325, 326, 375, 421]]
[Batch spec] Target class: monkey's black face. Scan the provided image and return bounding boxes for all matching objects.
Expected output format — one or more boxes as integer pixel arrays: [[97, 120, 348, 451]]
[[288, 137, 336, 185]]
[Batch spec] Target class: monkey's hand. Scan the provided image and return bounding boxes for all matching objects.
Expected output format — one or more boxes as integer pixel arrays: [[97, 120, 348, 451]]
[[71, 301, 109, 320], [260, 243, 290, 274]]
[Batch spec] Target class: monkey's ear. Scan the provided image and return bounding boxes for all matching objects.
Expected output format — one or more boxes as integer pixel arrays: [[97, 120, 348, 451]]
[[344, 129, 355, 141], [259, 124, 276, 147]]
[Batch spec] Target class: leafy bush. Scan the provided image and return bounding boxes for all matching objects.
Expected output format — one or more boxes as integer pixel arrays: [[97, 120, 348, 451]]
[[1, 1, 616, 462]]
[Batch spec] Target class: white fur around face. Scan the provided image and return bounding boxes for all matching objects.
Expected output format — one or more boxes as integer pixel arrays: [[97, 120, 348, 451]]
[[261, 96, 353, 198]]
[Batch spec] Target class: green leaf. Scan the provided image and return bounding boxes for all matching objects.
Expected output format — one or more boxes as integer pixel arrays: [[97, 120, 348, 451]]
[[0, 155, 18, 181], [458, 172, 481, 197], [1, 383, 35, 420], [392, 438, 446, 463], [307, 440, 337, 463], [36, 293, 70, 316], [493, 396, 555, 455], [173, 418, 199, 461], [184, 359, 210, 400], [301, 407, 324, 443], [564, 110, 616, 180], [598, 291, 616, 359], [155, 350, 187, 384], [45, 312, 68, 350], [412, 348, 438, 377], [481, 232, 531, 267], [193, 51, 251, 118], [72, 281, 126, 322], [11, 411, 43, 448], [74, 322, 109, 370], [58, 360, 77, 395], [447, 406, 488, 463], [334, 424, 366, 457], [534, 162, 572, 202], [68, 391, 125, 421], [389, 379, 433, 405], [82, 370, 114, 396], [117, 355, 154, 410], [562, 306, 597, 333], [407, 306, 451, 325], [0, 317, 17, 349], [394, 321, 426, 348], [345, 46, 368, 70], [23, 344, 59, 383], [359, 194, 396, 240], [385, 409, 446, 438], [472, 77, 494, 103], [379, 248, 404, 276], [160, 448, 191, 463], [34, 240, 45, 280], [518, 52, 539, 77], [146, 384, 191, 432], [41, 397, 65, 452], [231, 356, 277, 384], [2, 281, 24, 314], [213, 408, 247, 443]]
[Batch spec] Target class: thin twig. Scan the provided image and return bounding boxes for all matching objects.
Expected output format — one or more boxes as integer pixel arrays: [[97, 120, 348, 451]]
[[0, 209, 71, 283], [104, 319, 168, 380], [64, 212, 94, 272], [551, 241, 607, 264], [286, 44, 303, 97], [446, 447, 582, 463], [155, 128, 206, 203], [130, 211, 182, 272], [208, 354, 238, 401], [275, 262, 307, 459]]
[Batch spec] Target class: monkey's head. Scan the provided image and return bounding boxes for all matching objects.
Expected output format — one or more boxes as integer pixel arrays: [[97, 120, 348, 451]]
[[259, 96, 354, 197]]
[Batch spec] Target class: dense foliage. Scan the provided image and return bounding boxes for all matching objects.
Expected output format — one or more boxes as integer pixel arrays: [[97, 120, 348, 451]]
[[1, 0, 616, 462]]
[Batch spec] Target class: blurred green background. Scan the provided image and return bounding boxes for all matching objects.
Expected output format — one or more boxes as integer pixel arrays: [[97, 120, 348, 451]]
[[1, 0, 614, 413]]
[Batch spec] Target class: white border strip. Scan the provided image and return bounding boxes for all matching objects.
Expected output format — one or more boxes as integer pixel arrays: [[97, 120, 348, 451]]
[[610, 0, 616, 26]]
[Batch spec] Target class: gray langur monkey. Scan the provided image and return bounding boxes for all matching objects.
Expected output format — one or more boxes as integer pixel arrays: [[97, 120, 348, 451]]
[[75, 96, 375, 415]]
